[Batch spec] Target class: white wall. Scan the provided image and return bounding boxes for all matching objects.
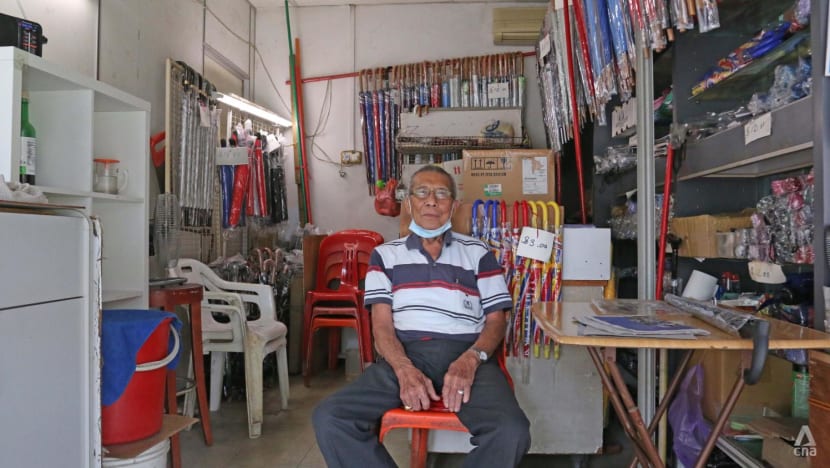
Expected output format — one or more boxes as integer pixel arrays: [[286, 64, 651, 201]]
[[5, 0, 545, 242], [98, 0, 254, 200], [255, 3, 544, 241], [0, 0, 98, 77]]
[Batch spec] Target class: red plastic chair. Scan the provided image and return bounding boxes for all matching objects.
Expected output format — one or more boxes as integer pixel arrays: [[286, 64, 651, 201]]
[[378, 339, 513, 468], [302, 230, 383, 387]]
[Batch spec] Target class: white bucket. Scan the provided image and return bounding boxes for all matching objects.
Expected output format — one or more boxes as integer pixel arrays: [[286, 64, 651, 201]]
[[102, 439, 169, 468]]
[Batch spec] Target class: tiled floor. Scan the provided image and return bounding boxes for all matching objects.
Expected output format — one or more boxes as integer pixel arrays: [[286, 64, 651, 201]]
[[179, 368, 634, 468]]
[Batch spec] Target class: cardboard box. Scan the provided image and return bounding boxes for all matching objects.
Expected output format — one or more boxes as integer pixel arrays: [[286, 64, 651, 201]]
[[762, 436, 810, 468], [462, 149, 556, 203], [693, 350, 792, 423], [670, 209, 755, 258]]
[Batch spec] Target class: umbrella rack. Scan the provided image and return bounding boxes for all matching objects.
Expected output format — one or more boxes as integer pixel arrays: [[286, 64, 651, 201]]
[[470, 199, 564, 384]]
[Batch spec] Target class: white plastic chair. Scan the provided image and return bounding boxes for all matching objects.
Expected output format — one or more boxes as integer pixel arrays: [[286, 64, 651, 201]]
[[173, 258, 289, 439]]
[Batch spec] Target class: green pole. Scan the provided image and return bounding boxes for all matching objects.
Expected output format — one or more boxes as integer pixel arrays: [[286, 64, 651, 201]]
[[285, 0, 308, 225]]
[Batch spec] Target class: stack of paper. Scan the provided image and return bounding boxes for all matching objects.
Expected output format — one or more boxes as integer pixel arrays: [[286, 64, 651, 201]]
[[575, 315, 711, 339]]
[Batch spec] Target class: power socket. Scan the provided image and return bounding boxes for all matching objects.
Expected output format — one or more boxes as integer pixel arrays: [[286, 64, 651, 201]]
[[340, 150, 363, 165]]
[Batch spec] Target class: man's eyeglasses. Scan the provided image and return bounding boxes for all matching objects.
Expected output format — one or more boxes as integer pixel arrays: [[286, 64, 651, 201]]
[[410, 186, 453, 200]]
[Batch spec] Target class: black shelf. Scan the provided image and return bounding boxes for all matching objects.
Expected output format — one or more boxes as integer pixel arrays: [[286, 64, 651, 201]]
[[690, 30, 810, 102], [681, 96, 813, 180]]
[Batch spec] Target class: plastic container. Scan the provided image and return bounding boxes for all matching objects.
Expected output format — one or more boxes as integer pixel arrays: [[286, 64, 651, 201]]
[[102, 439, 170, 468], [102, 318, 178, 445]]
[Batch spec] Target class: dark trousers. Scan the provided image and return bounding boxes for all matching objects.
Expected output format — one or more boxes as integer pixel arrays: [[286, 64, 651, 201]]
[[313, 339, 531, 467]]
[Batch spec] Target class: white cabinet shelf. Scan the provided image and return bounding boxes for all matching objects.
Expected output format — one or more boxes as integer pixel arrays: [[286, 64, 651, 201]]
[[39, 185, 144, 202], [0, 46, 149, 310], [103, 289, 145, 304]]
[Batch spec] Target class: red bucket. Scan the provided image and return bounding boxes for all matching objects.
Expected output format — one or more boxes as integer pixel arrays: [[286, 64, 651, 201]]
[[102, 318, 178, 445]]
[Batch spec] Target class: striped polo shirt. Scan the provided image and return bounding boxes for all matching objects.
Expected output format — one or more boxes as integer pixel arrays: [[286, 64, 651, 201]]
[[364, 232, 512, 342]]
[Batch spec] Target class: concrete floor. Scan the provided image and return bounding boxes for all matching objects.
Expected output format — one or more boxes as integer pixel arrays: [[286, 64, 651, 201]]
[[178, 368, 635, 468]]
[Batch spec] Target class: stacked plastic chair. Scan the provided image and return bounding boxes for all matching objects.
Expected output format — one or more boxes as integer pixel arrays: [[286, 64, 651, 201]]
[[302, 229, 383, 387], [173, 258, 289, 439]]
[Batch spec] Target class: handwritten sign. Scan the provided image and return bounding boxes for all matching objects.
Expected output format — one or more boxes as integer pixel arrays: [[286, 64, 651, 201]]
[[516, 226, 555, 262], [611, 99, 637, 137], [744, 113, 772, 145], [748, 260, 786, 284]]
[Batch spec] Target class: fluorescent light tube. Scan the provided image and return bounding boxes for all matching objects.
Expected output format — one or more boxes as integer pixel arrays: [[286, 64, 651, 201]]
[[215, 92, 293, 127]]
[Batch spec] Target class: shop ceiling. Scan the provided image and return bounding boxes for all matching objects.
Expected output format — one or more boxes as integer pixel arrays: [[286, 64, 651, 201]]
[[252, 0, 547, 8]]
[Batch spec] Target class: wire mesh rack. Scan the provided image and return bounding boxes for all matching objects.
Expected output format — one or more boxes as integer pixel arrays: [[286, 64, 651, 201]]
[[395, 135, 527, 154], [165, 59, 287, 261]]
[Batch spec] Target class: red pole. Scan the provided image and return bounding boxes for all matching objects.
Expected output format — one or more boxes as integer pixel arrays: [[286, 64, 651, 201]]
[[655, 144, 674, 299], [561, 0, 587, 223]]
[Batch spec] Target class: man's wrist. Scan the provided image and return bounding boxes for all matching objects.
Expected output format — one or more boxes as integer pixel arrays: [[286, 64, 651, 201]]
[[468, 346, 488, 363]]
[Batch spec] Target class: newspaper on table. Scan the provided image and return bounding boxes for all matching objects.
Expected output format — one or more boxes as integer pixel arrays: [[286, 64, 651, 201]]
[[582, 299, 710, 339], [664, 293, 750, 336]]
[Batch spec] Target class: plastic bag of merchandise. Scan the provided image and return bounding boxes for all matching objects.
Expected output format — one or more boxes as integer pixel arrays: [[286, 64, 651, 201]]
[[668, 364, 712, 467]]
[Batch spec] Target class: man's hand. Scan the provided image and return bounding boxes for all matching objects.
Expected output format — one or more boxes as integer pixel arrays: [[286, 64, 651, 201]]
[[441, 351, 479, 412], [395, 365, 440, 411], [372, 303, 440, 411]]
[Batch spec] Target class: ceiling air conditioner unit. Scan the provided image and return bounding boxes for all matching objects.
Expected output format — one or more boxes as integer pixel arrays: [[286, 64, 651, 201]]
[[492, 7, 546, 46]]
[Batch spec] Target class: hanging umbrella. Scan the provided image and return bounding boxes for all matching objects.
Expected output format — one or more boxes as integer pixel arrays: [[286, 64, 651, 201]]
[[486, 200, 502, 259], [549, 201, 564, 359], [508, 200, 530, 358], [498, 201, 512, 279], [531, 200, 549, 358], [471, 199, 485, 240]]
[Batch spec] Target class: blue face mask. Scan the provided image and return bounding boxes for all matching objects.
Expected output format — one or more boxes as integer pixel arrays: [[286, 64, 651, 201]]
[[408, 201, 454, 239], [408, 218, 452, 239]]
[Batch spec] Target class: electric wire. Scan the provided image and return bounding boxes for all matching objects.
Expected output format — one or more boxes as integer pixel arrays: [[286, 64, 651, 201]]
[[192, 0, 292, 117], [307, 80, 341, 168]]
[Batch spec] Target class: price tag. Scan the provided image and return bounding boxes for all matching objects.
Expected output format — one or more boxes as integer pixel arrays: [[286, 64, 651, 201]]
[[744, 113, 772, 145], [216, 147, 249, 165], [539, 34, 551, 60], [488, 82, 510, 100], [516, 226, 555, 262], [748, 260, 786, 284], [611, 99, 637, 137]]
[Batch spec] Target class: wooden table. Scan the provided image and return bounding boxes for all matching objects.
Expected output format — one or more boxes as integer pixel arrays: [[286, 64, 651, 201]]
[[149, 283, 212, 468], [531, 301, 830, 468]]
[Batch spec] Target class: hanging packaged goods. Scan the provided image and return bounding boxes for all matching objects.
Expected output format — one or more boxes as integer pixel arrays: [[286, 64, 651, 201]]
[[536, 0, 724, 151], [357, 51, 528, 193], [167, 60, 287, 232], [216, 127, 289, 231], [167, 61, 220, 228]]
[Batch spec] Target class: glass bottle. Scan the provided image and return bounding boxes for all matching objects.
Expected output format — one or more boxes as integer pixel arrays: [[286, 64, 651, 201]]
[[792, 364, 810, 418], [20, 95, 37, 185]]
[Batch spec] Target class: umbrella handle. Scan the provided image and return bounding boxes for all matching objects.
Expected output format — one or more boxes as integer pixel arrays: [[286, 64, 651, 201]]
[[548, 201, 562, 229], [472, 199, 484, 238], [490, 200, 500, 230], [500, 200, 507, 228], [533, 201, 548, 231], [527, 201, 538, 229]]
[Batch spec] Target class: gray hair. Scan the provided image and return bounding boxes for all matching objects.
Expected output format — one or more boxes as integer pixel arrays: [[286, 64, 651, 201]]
[[409, 165, 457, 200]]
